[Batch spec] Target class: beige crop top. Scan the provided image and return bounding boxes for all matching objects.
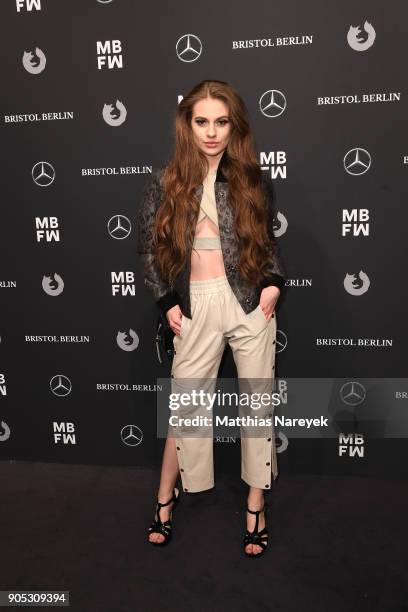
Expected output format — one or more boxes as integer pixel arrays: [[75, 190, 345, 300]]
[[193, 170, 222, 250]]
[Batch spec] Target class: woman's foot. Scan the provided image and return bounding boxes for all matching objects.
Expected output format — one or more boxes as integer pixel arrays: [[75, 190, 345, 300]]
[[148, 487, 179, 545], [245, 490, 267, 556]]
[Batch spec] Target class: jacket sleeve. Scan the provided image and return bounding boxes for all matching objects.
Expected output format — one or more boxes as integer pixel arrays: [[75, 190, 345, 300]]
[[136, 170, 182, 315], [259, 173, 288, 292]]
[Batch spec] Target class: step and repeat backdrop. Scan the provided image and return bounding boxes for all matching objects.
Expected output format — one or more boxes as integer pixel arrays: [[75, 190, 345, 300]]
[[1, 0, 407, 479]]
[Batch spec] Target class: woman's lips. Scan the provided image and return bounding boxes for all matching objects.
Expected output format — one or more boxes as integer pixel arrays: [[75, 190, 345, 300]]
[[204, 142, 219, 147]]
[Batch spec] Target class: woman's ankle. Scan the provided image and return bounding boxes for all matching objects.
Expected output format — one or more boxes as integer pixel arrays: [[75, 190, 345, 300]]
[[247, 489, 264, 509]]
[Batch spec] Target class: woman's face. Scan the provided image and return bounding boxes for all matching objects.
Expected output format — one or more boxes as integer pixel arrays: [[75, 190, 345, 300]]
[[191, 97, 231, 159]]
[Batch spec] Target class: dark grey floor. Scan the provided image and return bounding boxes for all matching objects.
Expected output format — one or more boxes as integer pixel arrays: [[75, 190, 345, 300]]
[[1, 461, 407, 612]]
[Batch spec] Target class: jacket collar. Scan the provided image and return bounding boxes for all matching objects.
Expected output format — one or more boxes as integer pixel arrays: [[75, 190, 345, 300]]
[[215, 148, 228, 183]]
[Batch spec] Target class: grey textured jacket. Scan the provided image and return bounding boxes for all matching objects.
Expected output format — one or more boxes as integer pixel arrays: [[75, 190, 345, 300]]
[[136, 152, 287, 319]]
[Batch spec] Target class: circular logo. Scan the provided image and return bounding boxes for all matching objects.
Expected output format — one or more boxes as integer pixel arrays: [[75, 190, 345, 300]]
[[339, 381, 366, 406], [343, 271, 370, 296], [344, 148, 371, 176], [259, 90, 287, 118], [102, 100, 127, 126], [22, 47, 46, 74], [42, 273, 64, 296], [176, 34, 202, 62], [273, 211, 288, 238], [32, 161, 56, 187], [276, 329, 287, 353], [107, 215, 132, 239], [117, 329, 139, 351], [347, 21, 376, 51], [121, 424, 143, 446], [50, 375, 72, 397]]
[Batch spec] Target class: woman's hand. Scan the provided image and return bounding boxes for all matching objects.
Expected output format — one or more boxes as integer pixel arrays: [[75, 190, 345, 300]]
[[259, 286, 280, 321], [166, 304, 183, 336]]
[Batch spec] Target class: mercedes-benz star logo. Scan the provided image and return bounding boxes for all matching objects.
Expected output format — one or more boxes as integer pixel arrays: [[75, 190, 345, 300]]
[[343, 148, 371, 176], [32, 161, 56, 186], [276, 329, 287, 353], [107, 215, 132, 239], [121, 424, 143, 446], [339, 381, 366, 406], [259, 90, 286, 118], [50, 375, 72, 397], [176, 34, 202, 62]]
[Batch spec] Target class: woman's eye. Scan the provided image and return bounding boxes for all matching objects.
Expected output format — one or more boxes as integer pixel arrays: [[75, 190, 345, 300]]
[[195, 119, 229, 126]]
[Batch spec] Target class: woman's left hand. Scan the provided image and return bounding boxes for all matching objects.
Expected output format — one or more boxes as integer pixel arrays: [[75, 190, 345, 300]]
[[259, 286, 280, 321]]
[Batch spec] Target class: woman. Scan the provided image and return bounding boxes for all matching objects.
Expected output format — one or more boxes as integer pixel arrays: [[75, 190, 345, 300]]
[[137, 79, 286, 557]]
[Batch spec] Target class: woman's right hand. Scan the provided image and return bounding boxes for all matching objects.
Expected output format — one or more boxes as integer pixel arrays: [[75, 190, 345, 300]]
[[166, 304, 183, 336]]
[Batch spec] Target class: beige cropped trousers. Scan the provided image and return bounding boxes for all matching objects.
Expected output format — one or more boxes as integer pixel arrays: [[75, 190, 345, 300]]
[[168, 274, 278, 493]]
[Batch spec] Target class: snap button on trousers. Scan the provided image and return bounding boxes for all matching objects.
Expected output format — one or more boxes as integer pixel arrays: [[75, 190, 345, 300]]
[[169, 274, 278, 493]]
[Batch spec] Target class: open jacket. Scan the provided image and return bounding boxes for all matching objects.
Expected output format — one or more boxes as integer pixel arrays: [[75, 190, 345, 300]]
[[136, 151, 287, 319]]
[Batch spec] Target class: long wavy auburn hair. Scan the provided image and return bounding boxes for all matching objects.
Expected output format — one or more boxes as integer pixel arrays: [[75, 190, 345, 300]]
[[154, 79, 276, 286]]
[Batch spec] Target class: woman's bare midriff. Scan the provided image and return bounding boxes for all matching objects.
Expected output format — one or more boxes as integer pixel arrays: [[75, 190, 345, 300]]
[[190, 215, 226, 280]]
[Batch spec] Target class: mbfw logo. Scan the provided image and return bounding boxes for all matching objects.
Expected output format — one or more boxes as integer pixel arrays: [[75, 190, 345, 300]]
[[260, 151, 287, 179], [16, 0, 42, 12], [53, 422, 76, 445], [347, 21, 376, 51], [176, 34, 202, 62], [96, 40, 123, 69], [102, 100, 127, 126], [107, 215, 132, 239], [275, 379, 288, 406], [22, 47, 46, 73], [259, 90, 286, 118], [117, 329, 139, 351], [0, 421, 11, 442], [42, 273, 64, 296], [32, 162, 55, 187], [342, 209, 370, 237], [344, 271, 370, 295], [338, 433, 364, 457], [111, 272, 136, 296], [0, 373, 7, 396], [35, 217, 60, 242]]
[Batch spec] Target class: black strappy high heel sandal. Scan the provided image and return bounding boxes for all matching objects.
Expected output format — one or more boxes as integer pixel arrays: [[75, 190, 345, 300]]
[[243, 501, 269, 557], [147, 486, 180, 546]]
